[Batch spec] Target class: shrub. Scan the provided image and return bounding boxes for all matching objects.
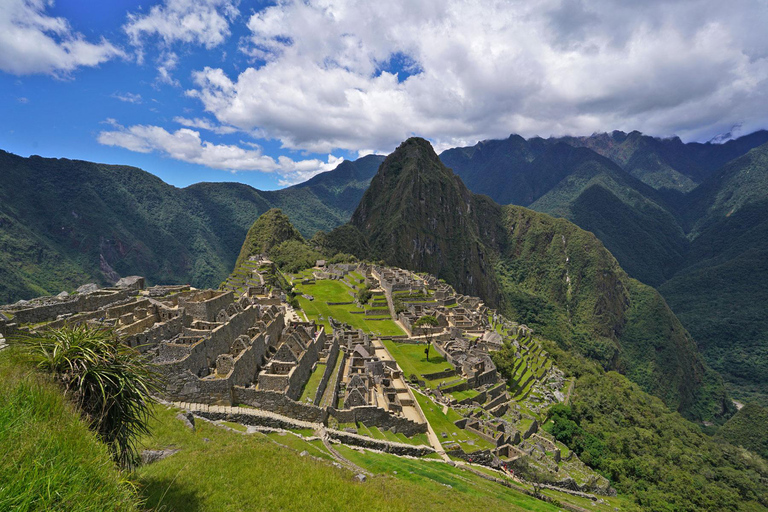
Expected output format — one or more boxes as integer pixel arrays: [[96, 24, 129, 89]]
[[13, 325, 161, 467]]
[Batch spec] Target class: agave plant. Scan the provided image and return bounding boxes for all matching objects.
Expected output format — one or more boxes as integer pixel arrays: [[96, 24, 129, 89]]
[[13, 324, 161, 467]]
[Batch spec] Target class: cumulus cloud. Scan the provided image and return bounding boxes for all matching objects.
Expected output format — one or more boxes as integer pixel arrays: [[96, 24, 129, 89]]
[[185, 0, 768, 152], [97, 121, 342, 185], [0, 0, 123, 76], [125, 0, 239, 49]]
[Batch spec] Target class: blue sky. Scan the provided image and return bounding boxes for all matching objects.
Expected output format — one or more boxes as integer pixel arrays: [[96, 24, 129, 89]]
[[1, 0, 767, 190]]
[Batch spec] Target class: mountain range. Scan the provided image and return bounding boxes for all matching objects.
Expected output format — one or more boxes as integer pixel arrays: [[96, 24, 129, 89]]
[[441, 131, 768, 404], [0, 149, 382, 304], [1, 129, 766, 405]]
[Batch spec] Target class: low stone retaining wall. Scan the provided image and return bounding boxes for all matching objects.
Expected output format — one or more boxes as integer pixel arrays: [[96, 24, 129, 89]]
[[234, 388, 328, 423], [328, 406, 428, 437], [326, 429, 434, 457], [422, 368, 457, 380]]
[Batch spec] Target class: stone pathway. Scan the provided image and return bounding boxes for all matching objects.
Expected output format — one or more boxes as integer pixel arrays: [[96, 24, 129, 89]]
[[172, 402, 320, 431], [0, 334, 6, 351]]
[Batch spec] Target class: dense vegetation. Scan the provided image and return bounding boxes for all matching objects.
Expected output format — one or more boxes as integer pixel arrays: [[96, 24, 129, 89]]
[[0, 151, 382, 303], [716, 403, 768, 459], [441, 133, 768, 405], [546, 373, 768, 511]]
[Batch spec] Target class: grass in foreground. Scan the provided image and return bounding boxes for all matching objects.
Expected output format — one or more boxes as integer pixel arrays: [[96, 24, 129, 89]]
[[136, 404, 559, 512], [334, 445, 559, 511], [0, 350, 139, 511]]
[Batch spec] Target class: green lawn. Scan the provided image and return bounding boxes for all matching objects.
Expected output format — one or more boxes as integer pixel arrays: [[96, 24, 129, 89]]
[[412, 391, 495, 452], [333, 445, 559, 512], [382, 340, 453, 380], [135, 405, 553, 512], [296, 280, 404, 336], [299, 362, 326, 403], [266, 432, 333, 460], [448, 388, 480, 402]]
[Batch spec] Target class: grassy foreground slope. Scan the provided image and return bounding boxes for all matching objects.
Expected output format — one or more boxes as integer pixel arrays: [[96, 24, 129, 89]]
[[0, 350, 139, 511], [136, 406, 561, 512]]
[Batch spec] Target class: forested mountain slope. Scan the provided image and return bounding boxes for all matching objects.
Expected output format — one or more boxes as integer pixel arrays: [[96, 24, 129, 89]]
[[0, 150, 382, 302]]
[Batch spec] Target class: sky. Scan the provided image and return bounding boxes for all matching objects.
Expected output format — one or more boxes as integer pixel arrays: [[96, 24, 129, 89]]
[[1, 0, 767, 190]]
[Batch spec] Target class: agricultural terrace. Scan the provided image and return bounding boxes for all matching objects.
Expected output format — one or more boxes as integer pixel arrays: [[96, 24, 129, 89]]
[[412, 391, 495, 452]]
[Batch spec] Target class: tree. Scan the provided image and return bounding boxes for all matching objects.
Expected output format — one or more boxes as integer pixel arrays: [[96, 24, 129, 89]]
[[13, 324, 161, 467], [414, 315, 439, 361]]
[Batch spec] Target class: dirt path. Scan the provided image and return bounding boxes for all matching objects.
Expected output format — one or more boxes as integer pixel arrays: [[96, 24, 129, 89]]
[[317, 427, 371, 475]]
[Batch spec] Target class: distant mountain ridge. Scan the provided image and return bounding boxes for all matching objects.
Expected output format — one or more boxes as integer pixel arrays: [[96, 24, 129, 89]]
[[0, 150, 382, 302]]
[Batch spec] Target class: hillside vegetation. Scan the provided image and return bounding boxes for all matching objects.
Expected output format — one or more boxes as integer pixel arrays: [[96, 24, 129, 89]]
[[442, 133, 768, 405], [0, 151, 382, 303], [716, 403, 768, 459]]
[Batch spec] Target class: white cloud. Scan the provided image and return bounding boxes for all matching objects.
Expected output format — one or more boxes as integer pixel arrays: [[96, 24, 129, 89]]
[[184, 0, 768, 152], [125, 0, 239, 49], [0, 0, 123, 76], [155, 51, 181, 87], [112, 92, 142, 104], [173, 116, 237, 134], [97, 121, 342, 185]]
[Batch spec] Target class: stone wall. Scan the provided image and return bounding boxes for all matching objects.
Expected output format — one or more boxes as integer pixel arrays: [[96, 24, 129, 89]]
[[485, 390, 509, 411], [10, 289, 131, 324], [422, 368, 457, 380], [234, 388, 328, 423], [155, 306, 277, 403], [326, 429, 434, 457], [124, 315, 184, 351], [313, 338, 340, 406], [328, 406, 427, 436], [179, 290, 234, 322], [285, 329, 324, 399]]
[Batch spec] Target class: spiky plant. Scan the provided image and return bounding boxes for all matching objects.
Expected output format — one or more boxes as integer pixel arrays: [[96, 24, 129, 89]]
[[12, 324, 161, 467]]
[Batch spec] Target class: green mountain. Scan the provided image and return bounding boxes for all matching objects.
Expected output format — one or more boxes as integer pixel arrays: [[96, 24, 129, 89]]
[[442, 134, 768, 405], [716, 403, 768, 459], [659, 143, 768, 404], [442, 138, 689, 287], [0, 150, 381, 303], [346, 137, 729, 421], [351, 138, 502, 304], [552, 129, 768, 192], [234, 208, 305, 269]]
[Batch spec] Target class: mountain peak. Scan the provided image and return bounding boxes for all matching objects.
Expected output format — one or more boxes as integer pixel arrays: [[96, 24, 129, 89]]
[[234, 208, 304, 269]]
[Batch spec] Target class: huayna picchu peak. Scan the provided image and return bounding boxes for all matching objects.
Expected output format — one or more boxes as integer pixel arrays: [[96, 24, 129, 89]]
[[341, 137, 731, 423]]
